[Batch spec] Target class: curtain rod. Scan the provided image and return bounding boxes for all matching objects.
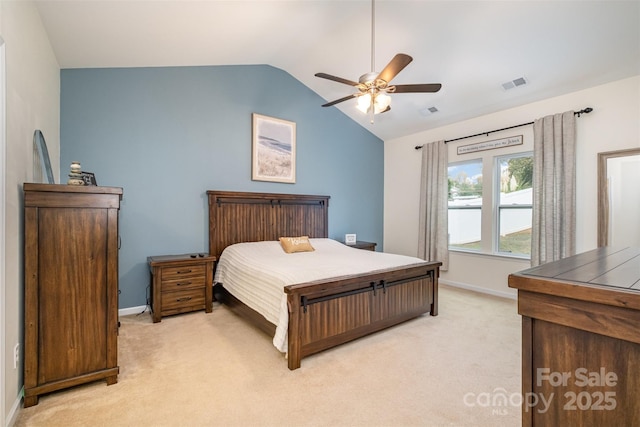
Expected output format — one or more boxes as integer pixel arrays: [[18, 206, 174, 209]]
[[414, 107, 593, 150]]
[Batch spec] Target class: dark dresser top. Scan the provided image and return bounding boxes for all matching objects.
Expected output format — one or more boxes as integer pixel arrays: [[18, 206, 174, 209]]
[[509, 247, 640, 309]]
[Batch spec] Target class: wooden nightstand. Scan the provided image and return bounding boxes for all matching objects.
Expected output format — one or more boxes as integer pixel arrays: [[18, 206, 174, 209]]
[[342, 240, 377, 251], [148, 254, 216, 323]]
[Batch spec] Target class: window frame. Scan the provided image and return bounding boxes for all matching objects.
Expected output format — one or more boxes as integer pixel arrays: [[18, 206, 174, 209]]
[[446, 150, 533, 259]]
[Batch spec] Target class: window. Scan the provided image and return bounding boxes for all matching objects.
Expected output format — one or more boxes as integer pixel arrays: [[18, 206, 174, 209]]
[[495, 153, 533, 256], [447, 151, 533, 258], [448, 159, 482, 251]]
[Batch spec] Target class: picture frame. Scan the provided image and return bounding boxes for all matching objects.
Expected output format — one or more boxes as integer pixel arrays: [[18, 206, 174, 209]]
[[80, 172, 97, 186], [252, 113, 296, 183]]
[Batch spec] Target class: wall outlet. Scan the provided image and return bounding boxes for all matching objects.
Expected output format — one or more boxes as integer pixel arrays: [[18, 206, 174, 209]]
[[13, 343, 20, 369]]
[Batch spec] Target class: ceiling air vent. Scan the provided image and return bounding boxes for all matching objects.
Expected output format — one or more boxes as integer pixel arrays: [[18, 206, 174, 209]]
[[419, 106, 439, 116], [502, 77, 528, 91]]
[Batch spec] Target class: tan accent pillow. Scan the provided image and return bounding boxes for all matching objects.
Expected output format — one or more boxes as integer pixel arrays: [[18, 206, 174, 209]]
[[279, 236, 315, 253]]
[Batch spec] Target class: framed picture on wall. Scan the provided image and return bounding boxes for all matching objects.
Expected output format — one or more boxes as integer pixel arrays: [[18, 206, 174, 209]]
[[252, 113, 296, 183]]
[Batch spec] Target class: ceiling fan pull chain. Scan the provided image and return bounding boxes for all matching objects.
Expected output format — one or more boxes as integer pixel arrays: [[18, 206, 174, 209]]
[[370, 94, 375, 124]]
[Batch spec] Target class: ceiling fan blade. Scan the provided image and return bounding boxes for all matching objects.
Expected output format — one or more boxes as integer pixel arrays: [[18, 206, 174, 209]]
[[376, 53, 413, 84], [392, 83, 442, 93], [315, 73, 360, 87], [321, 94, 358, 107], [380, 105, 391, 114]]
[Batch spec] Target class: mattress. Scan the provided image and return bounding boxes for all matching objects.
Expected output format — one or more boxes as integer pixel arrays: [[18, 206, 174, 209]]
[[213, 238, 426, 353]]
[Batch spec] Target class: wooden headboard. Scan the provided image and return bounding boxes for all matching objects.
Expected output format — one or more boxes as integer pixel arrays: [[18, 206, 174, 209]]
[[207, 191, 330, 259]]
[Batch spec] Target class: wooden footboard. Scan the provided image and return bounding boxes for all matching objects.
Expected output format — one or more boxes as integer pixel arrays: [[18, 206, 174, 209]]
[[285, 262, 440, 370]]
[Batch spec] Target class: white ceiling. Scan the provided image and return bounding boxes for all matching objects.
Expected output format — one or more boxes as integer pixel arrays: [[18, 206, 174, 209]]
[[35, 0, 640, 141]]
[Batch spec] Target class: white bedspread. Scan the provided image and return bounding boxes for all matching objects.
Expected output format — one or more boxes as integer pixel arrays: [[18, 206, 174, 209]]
[[214, 238, 425, 353]]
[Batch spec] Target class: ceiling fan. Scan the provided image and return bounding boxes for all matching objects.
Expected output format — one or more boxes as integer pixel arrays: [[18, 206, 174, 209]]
[[315, 0, 442, 122]]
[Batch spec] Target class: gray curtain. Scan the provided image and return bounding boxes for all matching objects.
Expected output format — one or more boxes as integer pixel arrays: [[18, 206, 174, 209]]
[[418, 140, 449, 270], [531, 111, 576, 266]]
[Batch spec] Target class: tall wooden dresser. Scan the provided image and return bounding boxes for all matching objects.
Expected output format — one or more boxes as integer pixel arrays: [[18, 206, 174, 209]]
[[23, 183, 123, 407], [509, 247, 640, 426]]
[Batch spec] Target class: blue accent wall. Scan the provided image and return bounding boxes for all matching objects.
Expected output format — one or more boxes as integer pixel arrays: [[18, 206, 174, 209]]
[[60, 65, 383, 309]]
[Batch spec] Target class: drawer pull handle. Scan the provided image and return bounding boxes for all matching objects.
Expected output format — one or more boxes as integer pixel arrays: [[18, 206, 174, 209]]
[[177, 269, 192, 274], [176, 281, 192, 286], [176, 297, 192, 302]]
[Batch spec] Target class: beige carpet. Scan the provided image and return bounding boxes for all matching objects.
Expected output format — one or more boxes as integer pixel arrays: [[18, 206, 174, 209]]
[[14, 285, 521, 427]]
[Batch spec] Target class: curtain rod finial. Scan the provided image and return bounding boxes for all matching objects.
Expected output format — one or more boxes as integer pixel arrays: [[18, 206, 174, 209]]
[[576, 107, 593, 117]]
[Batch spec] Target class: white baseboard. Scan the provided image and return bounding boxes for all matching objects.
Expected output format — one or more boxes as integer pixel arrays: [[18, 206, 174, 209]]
[[6, 387, 23, 427], [439, 279, 517, 300], [118, 305, 148, 317]]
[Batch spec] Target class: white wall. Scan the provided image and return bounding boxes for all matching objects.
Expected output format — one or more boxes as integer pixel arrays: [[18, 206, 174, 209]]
[[384, 76, 640, 298], [0, 1, 60, 424]]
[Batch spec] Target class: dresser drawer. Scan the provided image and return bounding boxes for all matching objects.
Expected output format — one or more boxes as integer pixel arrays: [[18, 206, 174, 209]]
[[161, 288, 206, 313]]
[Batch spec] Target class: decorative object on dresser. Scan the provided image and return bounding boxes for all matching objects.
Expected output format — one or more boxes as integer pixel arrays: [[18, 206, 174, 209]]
[[342, 240, 376, 251], [67, 161, 84, 185], [148, 254, 216, 323], [81, 171, 97, 186], [344, 233, 357, 244], [208, 190, 440, 370], [23, 183, 123, 407], [509, 247, 640, 426]]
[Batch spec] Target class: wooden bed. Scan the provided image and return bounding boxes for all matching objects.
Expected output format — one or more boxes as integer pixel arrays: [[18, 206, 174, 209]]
[[208, 190, 441, 370]]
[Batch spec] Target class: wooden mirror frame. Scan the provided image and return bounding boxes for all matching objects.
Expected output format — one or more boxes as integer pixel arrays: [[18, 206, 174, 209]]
[[597, 147, 640, 247]]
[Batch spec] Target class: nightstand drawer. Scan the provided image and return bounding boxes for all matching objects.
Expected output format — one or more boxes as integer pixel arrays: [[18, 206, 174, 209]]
[[161, 264, 206, 280], [161, 276, 205, 291], [161, 288, 206, 312]]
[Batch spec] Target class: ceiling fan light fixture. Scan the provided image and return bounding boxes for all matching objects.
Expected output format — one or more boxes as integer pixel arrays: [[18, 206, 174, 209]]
[[356, 93, 372, 113], [373, 92, 391, 113], [356, 92, 391, 114]]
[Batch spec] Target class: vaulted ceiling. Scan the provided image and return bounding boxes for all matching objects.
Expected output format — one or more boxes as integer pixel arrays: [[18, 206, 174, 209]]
[[35, 0, 640, 141]]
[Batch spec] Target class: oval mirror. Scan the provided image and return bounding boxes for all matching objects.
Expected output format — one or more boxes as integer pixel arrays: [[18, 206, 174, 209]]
[[33, 130, 54, 184]]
